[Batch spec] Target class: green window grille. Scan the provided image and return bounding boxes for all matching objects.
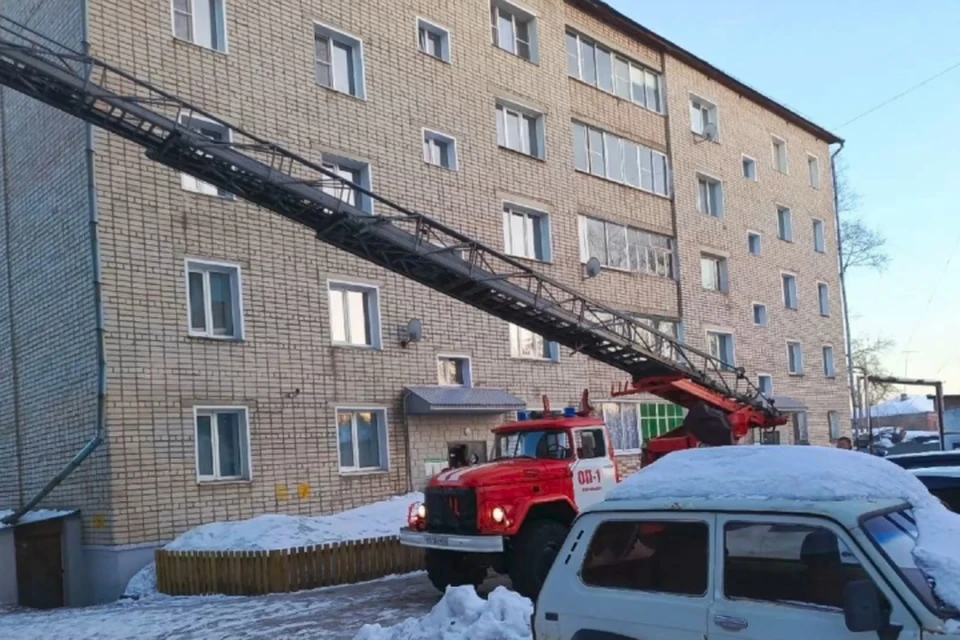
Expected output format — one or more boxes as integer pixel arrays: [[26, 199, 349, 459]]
[[640, 402, 687, 441]]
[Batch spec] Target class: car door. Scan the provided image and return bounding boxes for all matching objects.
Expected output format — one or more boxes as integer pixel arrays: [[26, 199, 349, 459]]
[[571, 427, 618, 511], [538, 511, 715, 640], [708, 513, 921, 640]]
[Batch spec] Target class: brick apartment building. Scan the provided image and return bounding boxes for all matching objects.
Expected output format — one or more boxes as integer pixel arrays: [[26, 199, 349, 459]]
[[0, 0, 848, 602]]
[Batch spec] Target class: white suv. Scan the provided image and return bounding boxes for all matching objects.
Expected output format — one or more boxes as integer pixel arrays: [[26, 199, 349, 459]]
[[534, 446, 960, 639]]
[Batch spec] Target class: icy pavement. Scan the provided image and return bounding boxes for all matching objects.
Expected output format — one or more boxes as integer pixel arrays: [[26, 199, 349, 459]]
[[0, 572, 513, 640]]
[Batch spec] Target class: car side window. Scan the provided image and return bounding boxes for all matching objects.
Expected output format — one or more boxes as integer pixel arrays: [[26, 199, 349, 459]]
[[724, 522, 883, 611], [581, 520, 709, 596], [576, 428, 607, 459]]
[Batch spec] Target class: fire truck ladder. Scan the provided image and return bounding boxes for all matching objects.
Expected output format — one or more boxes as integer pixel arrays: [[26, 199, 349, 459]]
[[0, 19, 785, 435]]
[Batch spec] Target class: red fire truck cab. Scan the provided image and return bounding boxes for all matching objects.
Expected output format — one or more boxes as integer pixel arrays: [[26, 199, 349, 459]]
[[399, 405, 620, 598]]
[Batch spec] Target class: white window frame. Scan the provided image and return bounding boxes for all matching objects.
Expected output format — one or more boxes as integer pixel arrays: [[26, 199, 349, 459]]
[[178, 113, 234, 199], [689, 93, 719, 139], [696, 172, 724, 218], [320, 155, 373, 214], [335, 406, 390, 474], [828, 410, 841, 440], [757, 373, 774, 396], [565, 30, 663, 114], [777, 205, 794, 242], [327, 279, 383, 349], [572, 121, 671, 197], [781, 272, 799, 310], [823, 344, 836, 378], [194, 406, 251, 482], [490, 0, 539, 62], [807, 153, 821, 188], [747, 230, 762, 256], [496, 100, 545, 159], [817, 281, 831, 316], [706, 329, 736, 369], [422, 129, 459, 171], [752, 302, 769, 327], [787, 341, 804, 375], [170, 0, 228, 52], [503, 202, 551, 262], [314, 22, 367, 99], [437, 354, 473, 387], [185, 258, 244, 340], [771, 135, 788, 173], [700, 253, 728, 293], [742, 154, 758, 181], [508, 323, 558, 361], [578, 215, 674, 278], [813, 218, 826, 253], [416, 17, 451, 63]]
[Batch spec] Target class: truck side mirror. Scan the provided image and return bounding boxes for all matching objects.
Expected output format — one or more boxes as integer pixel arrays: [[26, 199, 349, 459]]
[[843, 579, 888, 633]]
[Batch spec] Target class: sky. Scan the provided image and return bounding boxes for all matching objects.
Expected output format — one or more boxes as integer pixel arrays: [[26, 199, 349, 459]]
[[607, 0, 960, 394]]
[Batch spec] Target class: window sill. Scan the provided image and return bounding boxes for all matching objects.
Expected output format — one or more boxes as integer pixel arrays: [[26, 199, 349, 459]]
[[491, 43, 539, 66], [777, 238, 794, 243], [188, 333, 245, 343], [172, 36, 228, 56], [567, 76, 665, 117], [788, 373, 805, 377], [507, 253, 551, 266], [574, 168, 672, 201], [498, 145, 546, 163], [418, 50, 452, 65], [702, 288, 729, 296], [315, 83, 367, 102], [331, 342, 382, 351], [510, 356, 558, 364], [197, 478, 252, 486], [424, 160, 458, 172], [339, 469, 390, 478]]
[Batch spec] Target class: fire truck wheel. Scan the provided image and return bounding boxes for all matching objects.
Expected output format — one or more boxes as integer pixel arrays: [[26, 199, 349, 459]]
[[508, 519, 569, 599], [424, 549, 486, 592]]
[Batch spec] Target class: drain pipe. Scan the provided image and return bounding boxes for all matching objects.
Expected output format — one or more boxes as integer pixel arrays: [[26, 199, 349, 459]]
[[2, 0, 105, 526], [831, 141, 857, 431]]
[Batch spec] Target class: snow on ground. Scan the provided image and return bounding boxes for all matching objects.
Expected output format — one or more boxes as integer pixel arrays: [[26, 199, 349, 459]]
[[123, 563, 160, 600], [0, 508, 75, 528], [353, 586, 532, 640], [166, 492, 423, 552], [607, 446, 960, 611]]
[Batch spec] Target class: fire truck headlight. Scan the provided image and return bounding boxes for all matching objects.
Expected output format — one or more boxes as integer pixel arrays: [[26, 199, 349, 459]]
[[417, 503, 427, 520], [491, 506, 506, 523]]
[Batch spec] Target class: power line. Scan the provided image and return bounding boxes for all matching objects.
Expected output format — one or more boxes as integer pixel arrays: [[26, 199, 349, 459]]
[[904, 232, 960, 352], [836, 60, 960, 129]]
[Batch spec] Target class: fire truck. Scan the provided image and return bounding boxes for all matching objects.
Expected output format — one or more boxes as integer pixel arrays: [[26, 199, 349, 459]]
[[0, 20, 787, 596]]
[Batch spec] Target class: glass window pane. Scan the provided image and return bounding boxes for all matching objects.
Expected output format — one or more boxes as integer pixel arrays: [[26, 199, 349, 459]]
[[622, 141, 640, 187], [573, 123, 589, 172], [331, 41, 354, 94], [217, 412, 242, 477], [346, 289, 370, 345], [174, 13, 192, 41], [356, 412, 381, 468], [586, 218, 607, 264], [189, 271, 207, 331], [628, 228, 648, 273], [604, 133, 622, 182], [639, 148, 653, 191], [525, 114, 538, 156], [496, 107, 505, 146], [509, 211, 526, 256], [580, 40, 596, 85], [196, 415, 214, 476], [174, 0, 191, 10], [596, 48, 613, 92], [329, 288, 347, 342], [614, 58, 631, 99], [566, 32, 580, 77], [505, 111, 521, 151], [606, 224, 628, 270], [645, 71, 660, 111], [630, 65, 646, 104], [315, 35, 330, 63], [653, 153, 667, 195], [588, 128, 605, 177], [338, 413, 355, 468], [701, 257, 717, 289], [498, 11, 515, 53], [209, 271, 234, 336]]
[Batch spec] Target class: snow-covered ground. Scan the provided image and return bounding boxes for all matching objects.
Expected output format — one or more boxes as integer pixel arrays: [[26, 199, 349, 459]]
[[1, 573, 517, 640]]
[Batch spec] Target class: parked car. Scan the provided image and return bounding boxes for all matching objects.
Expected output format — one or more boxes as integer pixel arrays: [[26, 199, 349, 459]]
[[910, 467, 960, 512], [534, 446, 960, 639], [887, 450, 960, 470]]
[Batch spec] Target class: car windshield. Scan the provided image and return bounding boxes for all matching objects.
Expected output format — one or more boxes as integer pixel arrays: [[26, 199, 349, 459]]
[[862, 507, 957, 618], [494, 430, 571, 460]]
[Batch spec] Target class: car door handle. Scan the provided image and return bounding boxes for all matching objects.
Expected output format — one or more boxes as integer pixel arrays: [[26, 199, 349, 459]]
[[714, 615, 748, 632]]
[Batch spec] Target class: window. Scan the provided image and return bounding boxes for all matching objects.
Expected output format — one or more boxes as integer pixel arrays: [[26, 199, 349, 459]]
[[496, 102, 543, 158], [490, 0, 537, 62], [823, 345, 836, 378], [328, 281, 381, 348], [582, 520, 709, 595], [178, 114, 233, 198], [321, 158, 371, 213], [701, 254, 728, 293], [422, 130, 458, 170], [787, 341, 804, 375], [777, 206, 793, 241], [724, 522, 870, 610], [337, 408, 389, 472], [707, 331, 735, 368], [417, 18, 450, 62], [795, 411, 811, 444], [747, 232, 762, 256], [818, 282, 830, 316], [753, 303, 768, 327], [195, 408, 249, 481], [509, 323, 557, 361], [772, 136, 788, 173], [576, 428, 607, 459], [565, 31, 663, 113], [581, 216, 674, 278], [503, 204, 550, 261], [589, 313, 680, 362], [172, 0, 227, 51], [573, 123, 670, 196], [696, 174, 724, 217], [782, 273, 798, 309], [742, 155, 757, 180], [640, 402, 686, 440], [186, 260, 242, 339], [808, 154, 820, 188], [828, 411, 841, 440], [601, 402, 640, 452], [690, 96, 718, 138], [438, 356, 471, 386], [813, 219, 826, 253], [315, 24, 365, 98], [757, 374, 773, 396]]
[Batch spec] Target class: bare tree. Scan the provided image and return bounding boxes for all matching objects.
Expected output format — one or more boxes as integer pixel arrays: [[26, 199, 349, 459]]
[[852, 335, 897, 407], [840, 218, 890, 274]]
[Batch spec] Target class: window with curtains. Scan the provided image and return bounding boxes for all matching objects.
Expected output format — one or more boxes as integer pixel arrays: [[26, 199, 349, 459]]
[[187, 260, 243, 339], [337, 409, 389, 472], [195, 408, 249, 481]]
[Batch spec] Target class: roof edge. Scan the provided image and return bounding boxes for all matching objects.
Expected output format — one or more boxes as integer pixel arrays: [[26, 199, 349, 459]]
[[568, 0, 844, 145]]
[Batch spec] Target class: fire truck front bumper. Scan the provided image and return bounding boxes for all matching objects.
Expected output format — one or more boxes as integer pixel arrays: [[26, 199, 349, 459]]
[[399, 528, 504, 553]]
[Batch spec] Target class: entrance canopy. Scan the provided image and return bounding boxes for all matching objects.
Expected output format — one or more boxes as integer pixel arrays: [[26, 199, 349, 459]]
[[404, 386, 525, 416]]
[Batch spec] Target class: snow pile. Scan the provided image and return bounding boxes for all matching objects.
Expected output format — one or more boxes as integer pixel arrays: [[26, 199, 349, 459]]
[[166, 492, 422, 551], [122, 562, 160, 600], [608, 446, 960, 612], [353, 586, 532, 640], [870, 394, 934, 417], [0, 509, 75, 528]]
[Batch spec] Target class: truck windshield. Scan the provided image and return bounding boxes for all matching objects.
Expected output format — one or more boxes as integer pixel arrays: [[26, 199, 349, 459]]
[[494, 430, 571, 460], [862, 508, 955, 618]]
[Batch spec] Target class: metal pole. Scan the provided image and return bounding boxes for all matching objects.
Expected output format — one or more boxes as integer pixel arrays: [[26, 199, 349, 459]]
[[864, 377, 873, 452], [936, 381, 946, 451]]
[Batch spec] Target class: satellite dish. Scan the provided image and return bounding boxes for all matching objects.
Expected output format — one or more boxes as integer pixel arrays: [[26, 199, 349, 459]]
[[406, 319, 424, 342], [702, 122, 719, 142], [584, 257, 602, 279]]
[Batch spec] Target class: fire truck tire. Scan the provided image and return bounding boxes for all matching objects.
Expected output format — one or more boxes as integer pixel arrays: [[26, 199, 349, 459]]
[[508, 519, 569, 599], [424, 549, 486, 592]]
